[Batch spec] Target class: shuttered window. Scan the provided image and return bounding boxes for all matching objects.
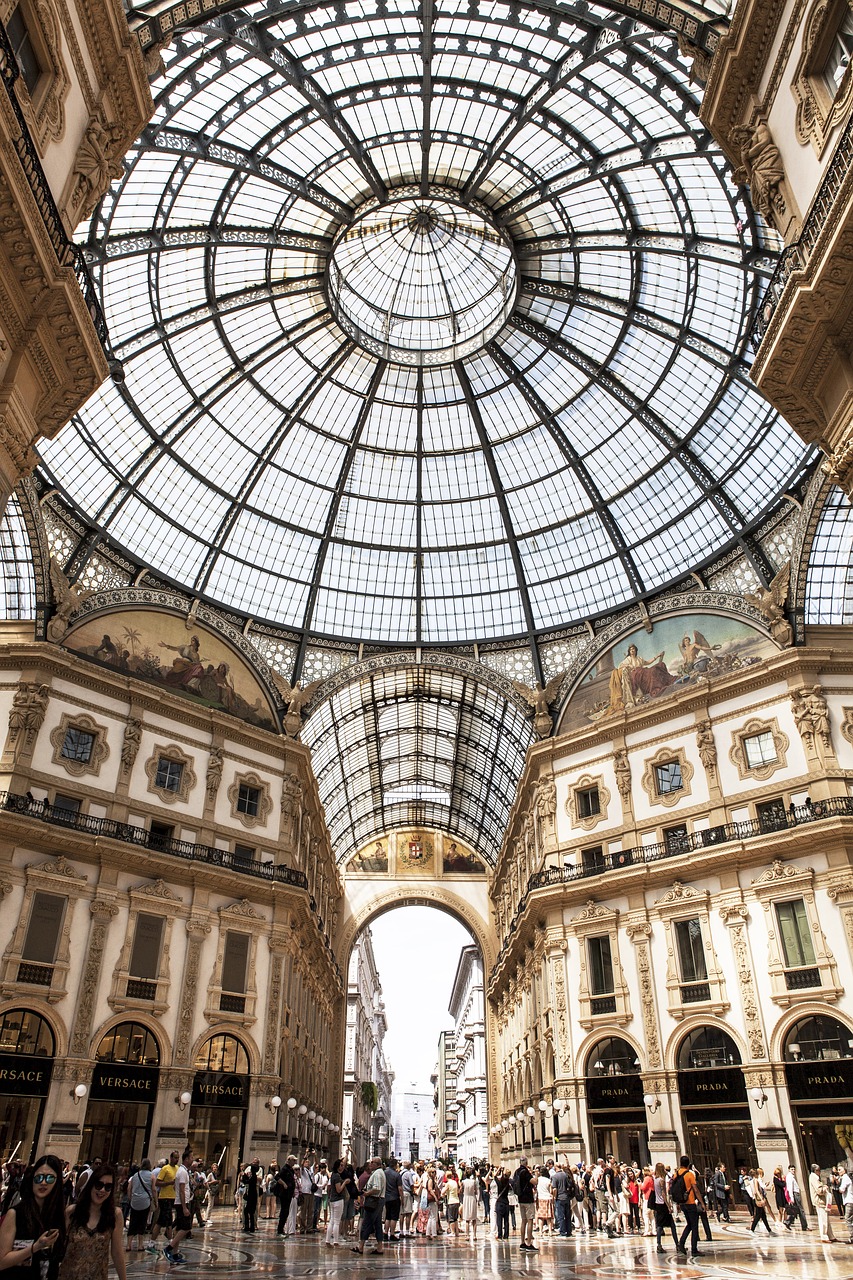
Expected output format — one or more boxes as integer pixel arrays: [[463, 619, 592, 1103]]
[[221, 931, 250, 993], [129, 913, 164, 979], [22, 892, 65, 963]]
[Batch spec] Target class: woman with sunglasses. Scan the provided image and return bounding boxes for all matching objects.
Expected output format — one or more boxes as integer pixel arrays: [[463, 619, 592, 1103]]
[[0, 1154, 66, 1278], [59, 1164, 126, 1280]]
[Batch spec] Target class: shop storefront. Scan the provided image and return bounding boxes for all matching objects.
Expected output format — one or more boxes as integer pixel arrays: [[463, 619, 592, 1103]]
[[81, 1022, 159, 1164], [186, 1034, 251, 1204], [0, 1009, 54, 1163], [585, 1037, 649, 1165], [784, 1014, 853, 1172], [677, 1027, 754, 1184]]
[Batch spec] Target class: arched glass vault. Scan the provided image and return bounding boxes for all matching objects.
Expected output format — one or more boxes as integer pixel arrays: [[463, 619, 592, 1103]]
[[302, 660, 534, 865], [36, 0, 811, 682]]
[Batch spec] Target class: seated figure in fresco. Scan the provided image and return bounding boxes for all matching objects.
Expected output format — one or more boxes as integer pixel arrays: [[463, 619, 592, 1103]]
[[159, 634, 206, 691], [608, 644, 676, 712]]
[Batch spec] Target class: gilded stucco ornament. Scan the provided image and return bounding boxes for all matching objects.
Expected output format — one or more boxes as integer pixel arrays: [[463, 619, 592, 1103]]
[[46, 557, 95, 644], [512, 674, 564, 739], [743, 561, 793, 646], [271, 673, 322, 738]]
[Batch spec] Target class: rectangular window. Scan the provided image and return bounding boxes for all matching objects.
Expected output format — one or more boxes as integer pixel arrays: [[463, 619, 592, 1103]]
[[655, 760, 683, 794], [236, 783, 260, 817], [744, 731, 778, 769], [148, 821, 174, 850], [581, 845, 605, 875], [675, 917, 708, 983], [51, 793, 81, 815], [587, 935, 614, 995], [576, 786, 600, 819], [757, 798, 787, 832], [7, 4, 41, 94], [825, 6, 853, 90], [664, 823, 689, 853], [221, 930, 250, 994], [776, 899, 816, 967], [129, 913, 164, 979], [60, 726, 95, 763], [22, 892, 64, 964], [233, 843, 255, 865], [155, 757, 183, 792]]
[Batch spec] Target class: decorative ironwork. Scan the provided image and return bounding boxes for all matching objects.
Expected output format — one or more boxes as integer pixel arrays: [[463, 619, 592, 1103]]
[[0, 20, 110, 355], [0, 792, 309, 889], [126, 978, 157, 1000], [16, 962, 53, 986], [784, 966, 821, 990]]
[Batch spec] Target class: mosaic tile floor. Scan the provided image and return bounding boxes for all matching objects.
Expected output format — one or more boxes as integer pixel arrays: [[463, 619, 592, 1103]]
[[125, 1212, 853, 1276]]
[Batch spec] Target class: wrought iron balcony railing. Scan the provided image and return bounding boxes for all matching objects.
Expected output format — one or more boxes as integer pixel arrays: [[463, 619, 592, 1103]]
[[0, 790, 308, 888]]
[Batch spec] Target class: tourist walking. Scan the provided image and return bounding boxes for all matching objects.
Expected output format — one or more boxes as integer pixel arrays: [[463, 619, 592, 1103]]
[[649, 1162, 679, 1255], [125, 1159, 154, 1253], [324, 1158, 350, 1247], [461, 1170, 479, 1239], [60, 1163, 126, 1280], [673, 1155, 704, 1258], [535, 1165, 554, 1235], [514, 1156, 536, 1251], [840, 1163, 853, 1242], [749, 1169, 775, 1235], [712, 1163, 730, 1222], [784, 1164, 809, 1230], [493, 1167, 511, 1239], [352, 1157, 386, 1255], [809, 1163, 834, 1242]]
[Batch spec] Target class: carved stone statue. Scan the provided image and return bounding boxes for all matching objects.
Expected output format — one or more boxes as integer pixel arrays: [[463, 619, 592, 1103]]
[[270, 673, 322, 738], [120, 717, 142, 773], [614, 747, 631, 799], [743, 562, 793, 647], [730, 120, 787, 228], [677, 33, 712, 84], [206, 745, 224, 801], [512, 674, 563, 739], [535, 776, 557, 836], [8, 683, 50, 745], [47, 557, 95, 644], [73, 121, 126, 220], [696, 719, 717, 774], [807, 685, 831, 746]]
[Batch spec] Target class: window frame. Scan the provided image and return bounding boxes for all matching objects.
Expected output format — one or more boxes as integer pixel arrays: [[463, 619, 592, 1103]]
[[50, 713, 109, 778]]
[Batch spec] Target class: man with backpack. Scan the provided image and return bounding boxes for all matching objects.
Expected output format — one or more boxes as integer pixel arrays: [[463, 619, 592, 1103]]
[[671, 1155, 705, 1258], [550, 1162, 573, 1237], [513, 1157, 537, 1250]]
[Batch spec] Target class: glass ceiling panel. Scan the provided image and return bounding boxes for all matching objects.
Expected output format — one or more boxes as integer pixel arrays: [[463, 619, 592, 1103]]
[[44, 0, 812, 660]]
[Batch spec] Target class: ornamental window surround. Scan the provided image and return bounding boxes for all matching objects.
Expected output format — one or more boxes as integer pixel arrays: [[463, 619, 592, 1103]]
[[729, 718, 789, 782], [50, 713, 109, 778], [793, 0, 853, 153], [568, 901, 631, 1029], [641, 747, 694, 809], [0, 857, 85, 1003], [751, 862, 842, 1008], [652, 882, 729, 1019], [144, 744, 197, 805], [227, 772, 273, 829]]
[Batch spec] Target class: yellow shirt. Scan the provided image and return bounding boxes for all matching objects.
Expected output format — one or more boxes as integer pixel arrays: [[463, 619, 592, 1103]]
[[157, 1163, 178, 1200]]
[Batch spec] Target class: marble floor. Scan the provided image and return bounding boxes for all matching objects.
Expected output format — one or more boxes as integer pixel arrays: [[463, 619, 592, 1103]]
[[125, 1214, 853, 1276]]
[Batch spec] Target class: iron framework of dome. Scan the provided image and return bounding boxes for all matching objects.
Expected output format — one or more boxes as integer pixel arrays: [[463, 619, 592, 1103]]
[[38, 0, 812, 677]]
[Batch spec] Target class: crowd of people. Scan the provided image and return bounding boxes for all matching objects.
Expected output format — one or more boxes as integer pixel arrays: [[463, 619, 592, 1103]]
[[0, 1147, 850, 1270]]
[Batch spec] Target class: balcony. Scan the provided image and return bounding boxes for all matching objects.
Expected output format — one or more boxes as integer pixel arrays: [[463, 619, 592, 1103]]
[[680, 982, 712, 1004], [493, 796, 853, 976], [125, 978, 157, 1000], [784, 967, 821, 991], [0, 791, 308, 889]]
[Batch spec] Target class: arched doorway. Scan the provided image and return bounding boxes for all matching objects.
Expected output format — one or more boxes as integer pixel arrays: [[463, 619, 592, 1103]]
[[0, 1008, 55, 1162], [187, 1033, 251, 1203], [783, 1013, 853, 1170], [677, 1026, 754, 1181], [82, 1021, 160, 1164], [584, 1036, 648, 1165], [339, 899, 491, 1168]]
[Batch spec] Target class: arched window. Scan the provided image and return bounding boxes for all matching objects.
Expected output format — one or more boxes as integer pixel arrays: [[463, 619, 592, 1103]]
[[678, 1026, 741, 1071], [784, 1014, 853, 1061], [96, 1022, 160, 1066], [194, 1034, 249, 1074], [0, 1008, 54, 1057], [585, 1036, 640, 1076]]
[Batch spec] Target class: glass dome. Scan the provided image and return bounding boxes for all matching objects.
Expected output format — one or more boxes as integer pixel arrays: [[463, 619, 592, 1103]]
[[38, 0, 811, 649]]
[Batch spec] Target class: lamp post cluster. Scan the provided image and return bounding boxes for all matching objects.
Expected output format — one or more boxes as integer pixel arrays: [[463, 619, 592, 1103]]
[[280, 1095, 341, 1150]]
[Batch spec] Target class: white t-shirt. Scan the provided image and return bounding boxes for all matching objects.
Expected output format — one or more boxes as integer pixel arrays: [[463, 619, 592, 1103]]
[[175, 1164, 191, 1211], [841, 1172, 853, 1206]]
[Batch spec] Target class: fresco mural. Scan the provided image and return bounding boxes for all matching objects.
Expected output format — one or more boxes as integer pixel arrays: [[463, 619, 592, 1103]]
[[345, 831, 487, 876], [64, 610, 277, 731], [443, 840, 486, 875], [347, 840, 389, 874], [561, 613, 777, 733]]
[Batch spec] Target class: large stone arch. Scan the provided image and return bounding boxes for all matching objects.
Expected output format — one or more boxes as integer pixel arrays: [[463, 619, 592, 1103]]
[[334, 874, 500, 1156]]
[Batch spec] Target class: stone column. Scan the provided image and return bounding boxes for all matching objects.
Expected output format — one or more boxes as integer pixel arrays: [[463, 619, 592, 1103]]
[[69, 898, 119, 1058], [174, 915, 211, 1065]]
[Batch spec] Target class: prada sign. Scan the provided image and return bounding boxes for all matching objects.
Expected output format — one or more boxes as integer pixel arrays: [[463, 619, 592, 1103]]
[[0, 1052, 53, 1097], [586, 1073, 644, 1111], [191, 1072, 250, 1109], [679, 1067, 747, 1108], [786, 1058, 853, 1102], [90, 1063, 159, 1103]]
